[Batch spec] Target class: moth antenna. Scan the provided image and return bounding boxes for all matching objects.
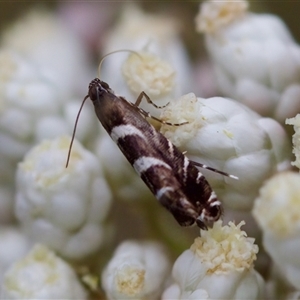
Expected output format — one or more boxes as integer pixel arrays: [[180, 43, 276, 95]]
[[190, 160, 239, 180], [66, 95, 89, 168], [97, 49, 143, 79]]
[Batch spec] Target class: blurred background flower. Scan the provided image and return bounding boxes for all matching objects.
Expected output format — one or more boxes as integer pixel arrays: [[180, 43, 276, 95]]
[[102, 240, 170, 300], [196, 0, 300, 124], [1, 244, 88, 299]]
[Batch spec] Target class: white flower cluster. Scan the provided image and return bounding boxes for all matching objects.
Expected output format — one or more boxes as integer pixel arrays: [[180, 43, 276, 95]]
[[195, 0, 248, 33], [0, 10, 96, 223], [0, 226, 32, 284], [1, 9, 91, 95], [1, 244, 88, 299], [1, 1, 300, 298], [255, 108, 300, 296], [253, 172, 300, 292], [0, 49, 64, 160], [100, 4, 191, 110], [160, 93, 291, 210], [102, 240, 170, 299], [122, 52, 176, 100], [162, 221, 264, 299], [196, 0, 300, 123], [15, 136, 112, 260]]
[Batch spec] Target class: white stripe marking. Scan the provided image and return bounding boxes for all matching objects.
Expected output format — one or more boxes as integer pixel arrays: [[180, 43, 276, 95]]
[[183, 156, 189, 182], [207, 191, 217, 203], [110, 125, 145, 143], [133, 156, 171, 175], [196, 171, 203, 183], [168, 140, 174, 157], [209, 200, 221, 207], [156, 186, 174, 199]]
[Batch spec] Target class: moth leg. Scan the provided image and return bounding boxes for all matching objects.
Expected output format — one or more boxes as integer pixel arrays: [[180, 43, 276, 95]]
[[196, 219, 208, 230], [132, 92, 188, 126], [142, 110, 188, 126], [189, 160, 239, 180], [135, 91, 169, 109]]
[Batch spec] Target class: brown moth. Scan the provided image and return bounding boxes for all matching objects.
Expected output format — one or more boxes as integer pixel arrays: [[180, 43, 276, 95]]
[[67, 75, 238, 229]]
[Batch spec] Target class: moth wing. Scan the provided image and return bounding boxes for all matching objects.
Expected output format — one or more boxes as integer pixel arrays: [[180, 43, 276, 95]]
[[157, 187, 202, 227]]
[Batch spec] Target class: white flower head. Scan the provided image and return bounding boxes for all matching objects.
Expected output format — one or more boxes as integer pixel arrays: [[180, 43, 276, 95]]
[[191, 221, 258, 274], [2, 9, 90, 95], [101, 4, 191, 105], [0, 49, 62, 221], [160, 94, 291, 210], [162, 220, 264, 299], [0, 226, 32, 284], [15, 136, 112, 260], [0, 50, 61, 155], [122, 52, 175, 99], [0, 48, 97, 223], [159, 93, 204, 146], [0, 244, 87, 299], [253, 171, 300, 289], [286, 114, 300, 170], [102, 240, 170, 300], [103, 4, 179, 52], [196, 0, 300, 123], [253, 172, 300, 236], [0, 49, 95, 163], [195, 0, 249, 34]]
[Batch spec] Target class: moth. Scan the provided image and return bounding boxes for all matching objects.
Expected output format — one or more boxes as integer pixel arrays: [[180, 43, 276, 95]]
[[67, 76, 237, 229]]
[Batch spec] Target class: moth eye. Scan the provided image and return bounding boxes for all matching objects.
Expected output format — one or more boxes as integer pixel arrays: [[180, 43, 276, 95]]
[[88, 79, 111, 101], [101, 81, 110, 89], [89, 85, 104, 101]]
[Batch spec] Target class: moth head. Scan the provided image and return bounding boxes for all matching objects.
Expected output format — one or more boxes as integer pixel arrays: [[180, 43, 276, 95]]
[[88, 78, 111, 101]]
